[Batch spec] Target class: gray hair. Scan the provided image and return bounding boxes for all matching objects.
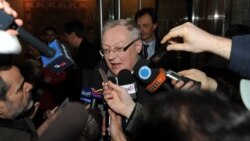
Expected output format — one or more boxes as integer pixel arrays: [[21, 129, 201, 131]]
[[102, 18, 141, 40]]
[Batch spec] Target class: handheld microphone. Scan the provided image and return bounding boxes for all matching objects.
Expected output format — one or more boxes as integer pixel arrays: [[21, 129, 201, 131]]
[[41, 39, 75, 73], [166, 69, 201, 88], [81, 88, 103, 108], [117, 69, 137, 99], [135, 66, 171, 93], [135, 65, 201, 92], [133, 58, 172, 93], [0, 10, 55, 58]]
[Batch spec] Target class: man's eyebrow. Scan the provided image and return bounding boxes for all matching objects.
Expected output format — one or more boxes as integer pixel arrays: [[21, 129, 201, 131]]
[[102, 41, 125, 47]]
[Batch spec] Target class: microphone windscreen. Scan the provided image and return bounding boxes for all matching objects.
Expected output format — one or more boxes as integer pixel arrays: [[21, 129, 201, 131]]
[[118, 69, 134, 85], [41, 39, 74, 73], [118, 69, 137, 99], [108, 76, 116, 84], [133, 58, 151, 74], [134, 65, 159, 84]]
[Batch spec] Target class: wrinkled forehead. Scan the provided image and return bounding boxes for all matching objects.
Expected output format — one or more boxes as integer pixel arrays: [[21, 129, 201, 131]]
[[102, 26, 132, 45]]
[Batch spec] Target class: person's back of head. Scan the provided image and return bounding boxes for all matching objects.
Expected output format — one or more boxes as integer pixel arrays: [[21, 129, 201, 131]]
[[132, 90, 246, 141], [64, 20, 85, 38], [207, 111, 250, 141]]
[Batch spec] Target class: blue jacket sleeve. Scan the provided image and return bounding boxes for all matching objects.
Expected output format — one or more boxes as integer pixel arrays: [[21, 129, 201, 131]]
[[229, 35, 250, 78]]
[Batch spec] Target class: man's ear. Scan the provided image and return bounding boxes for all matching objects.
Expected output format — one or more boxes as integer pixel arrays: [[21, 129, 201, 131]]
[[135, 40, 142, 53], [0, 101, 6, 117], [153, 23, 158, 30]]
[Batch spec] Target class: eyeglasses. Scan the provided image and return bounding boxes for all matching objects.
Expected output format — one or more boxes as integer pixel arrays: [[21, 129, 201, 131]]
[[100, 38, 140, 56]]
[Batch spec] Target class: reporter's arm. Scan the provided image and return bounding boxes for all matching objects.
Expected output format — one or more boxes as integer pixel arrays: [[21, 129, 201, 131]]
[[229, 35, 250, 78], [125, 102, 143, 134], [161, 22, 232, 60], [172, 69, 218, 91], [109, 109, 127, 141]]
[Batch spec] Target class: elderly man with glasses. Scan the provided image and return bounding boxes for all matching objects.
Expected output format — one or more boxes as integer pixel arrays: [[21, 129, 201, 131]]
[[87, 18, 152, 141], [90, 19, 155, 104]]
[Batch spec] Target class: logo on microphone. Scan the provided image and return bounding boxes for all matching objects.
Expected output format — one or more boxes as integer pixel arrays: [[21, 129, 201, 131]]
[[53, 61, 67, 69], [120, 83, 137, 94], [139, 66, 151, 80]]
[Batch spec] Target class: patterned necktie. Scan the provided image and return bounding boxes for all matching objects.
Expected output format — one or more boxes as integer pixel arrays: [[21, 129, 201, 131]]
[[143, 44, 149, 59]]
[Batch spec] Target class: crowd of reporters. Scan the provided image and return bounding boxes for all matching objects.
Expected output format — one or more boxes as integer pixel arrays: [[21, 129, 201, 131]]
[[1, 0, 250, 141]]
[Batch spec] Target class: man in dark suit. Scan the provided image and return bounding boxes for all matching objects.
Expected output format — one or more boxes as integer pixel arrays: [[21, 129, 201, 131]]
[[135, 7, 159, 60], [135, 7, 177, 70], [64, 20, 101, 100]]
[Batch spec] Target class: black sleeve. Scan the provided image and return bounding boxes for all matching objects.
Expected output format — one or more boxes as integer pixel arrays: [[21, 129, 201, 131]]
[[125, 102, 144, 134]]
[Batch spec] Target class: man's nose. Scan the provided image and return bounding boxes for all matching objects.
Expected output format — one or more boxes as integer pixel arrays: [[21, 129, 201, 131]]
[[107, 50, 117, 59]]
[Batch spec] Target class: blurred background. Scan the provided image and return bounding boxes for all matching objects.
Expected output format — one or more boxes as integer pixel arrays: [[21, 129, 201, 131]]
[[8, 0, 250, 70]]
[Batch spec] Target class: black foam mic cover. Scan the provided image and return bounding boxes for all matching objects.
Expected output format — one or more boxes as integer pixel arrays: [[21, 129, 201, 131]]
[[133, 58, 151, 74], [118, 69, 137, 99], [133, 60, 159, 84], [117, 69, 134, 85], [108, 76, 117, 84]]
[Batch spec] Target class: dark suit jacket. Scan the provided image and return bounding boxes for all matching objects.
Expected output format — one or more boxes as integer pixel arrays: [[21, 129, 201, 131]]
[[229, 35, 250, 78], [0, 118, 38, 141], [66, 39, 101, 100]]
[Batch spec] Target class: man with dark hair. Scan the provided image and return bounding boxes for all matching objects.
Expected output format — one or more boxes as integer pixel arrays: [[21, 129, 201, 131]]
[[134, 7, 158, 60], [134, 7, 176, 70], [64, 20, 101, 100], [0, 65, 38, 140], [0, 2, 102, 140], [44, 26, 57, 44], [0, 65, 102, 141]]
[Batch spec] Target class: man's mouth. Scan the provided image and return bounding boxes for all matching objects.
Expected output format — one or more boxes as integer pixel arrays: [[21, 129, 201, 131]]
[[111, 63, 121, 69]]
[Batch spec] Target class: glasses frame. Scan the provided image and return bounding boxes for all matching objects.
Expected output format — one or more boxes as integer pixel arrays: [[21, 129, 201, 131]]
[[100, 38, 140, 56]]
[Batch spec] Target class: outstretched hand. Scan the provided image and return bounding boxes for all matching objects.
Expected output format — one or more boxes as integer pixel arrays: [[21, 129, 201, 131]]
[[161, 22, 231, 59], [102, 81, 135, 118]]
